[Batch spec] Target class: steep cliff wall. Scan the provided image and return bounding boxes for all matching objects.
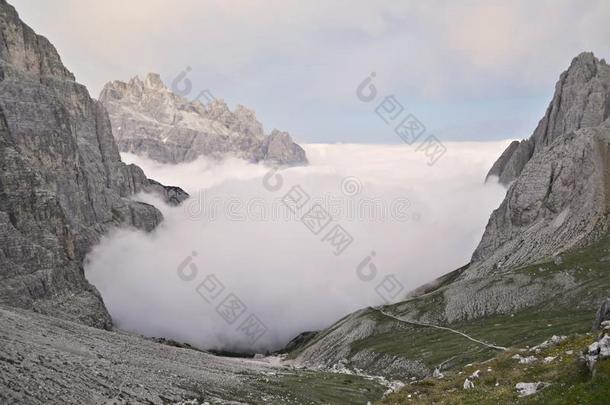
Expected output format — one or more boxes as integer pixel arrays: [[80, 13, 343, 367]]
[[0, 0, 187, 328]]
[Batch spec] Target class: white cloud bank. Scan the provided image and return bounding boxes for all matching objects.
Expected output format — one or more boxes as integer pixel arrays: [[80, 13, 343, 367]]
[[85, 142, 510, 352]]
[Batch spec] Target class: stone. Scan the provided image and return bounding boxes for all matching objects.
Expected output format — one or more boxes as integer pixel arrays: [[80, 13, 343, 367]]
[[99, 74, 308, 166], [543, 356, 556, 364], [0, 0, 187, 328], [584, 317, 610, 371], [519, 356, 538, 365], [531, 335, 567, 352], [515, 382, 545, 397], [512, 355, 538, 365], [598, 335, 610, 358], [593, 298, 610, 330]]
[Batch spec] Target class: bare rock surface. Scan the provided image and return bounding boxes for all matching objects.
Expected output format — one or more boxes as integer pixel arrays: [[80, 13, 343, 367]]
[[0, 0, 187, 328], [471, 52, 610, 274], [488, 52, 610, 185], [99, 74, 308, 165], [0, 306, 282, 404], [471, 121, 610, 274]]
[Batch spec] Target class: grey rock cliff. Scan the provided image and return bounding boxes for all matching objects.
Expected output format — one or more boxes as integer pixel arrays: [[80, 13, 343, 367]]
[[487, 52, 610, 185], [99, 73, 308, 165], [473, 52, 610, 274], [0, 0, 187, 328]]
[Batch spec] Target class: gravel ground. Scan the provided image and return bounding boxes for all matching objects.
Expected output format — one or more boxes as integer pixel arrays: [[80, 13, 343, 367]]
[[0, 306, 321, 404]]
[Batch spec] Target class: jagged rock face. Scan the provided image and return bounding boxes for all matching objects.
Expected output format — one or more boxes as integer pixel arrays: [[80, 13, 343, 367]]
[[488, 52, 610, 185], [472, 124, 610, 272], [99, 74, 308, 165], [0, 0, 187, 328], [472, 53, 610, 274]]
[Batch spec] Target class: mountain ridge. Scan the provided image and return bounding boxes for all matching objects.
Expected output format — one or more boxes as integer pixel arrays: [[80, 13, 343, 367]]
[[99, 73, 308, 166]]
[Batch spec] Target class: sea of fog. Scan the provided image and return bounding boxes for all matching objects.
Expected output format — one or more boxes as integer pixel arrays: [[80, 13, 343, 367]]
[[84, 142, 511, 352]]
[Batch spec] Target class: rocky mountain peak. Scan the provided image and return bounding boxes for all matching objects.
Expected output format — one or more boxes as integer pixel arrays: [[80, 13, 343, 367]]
[[99, 73, 307, 165], [143, 72, 165, 90], [487, 51, 610, 185], [567, 51, 602, 80], [471, 51, 610, 274], [0, 0, 74, 81]]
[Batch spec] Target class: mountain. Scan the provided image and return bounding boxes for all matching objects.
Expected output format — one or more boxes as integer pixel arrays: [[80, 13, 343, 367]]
[[98, 74, 308, 165], [286, 52, 610, 381], [0, 0, 187, 329], [474, 52, 610, 274], [2, 0, 610, 401], [487, 52, 610, 186], [0, 3, 395, 403]]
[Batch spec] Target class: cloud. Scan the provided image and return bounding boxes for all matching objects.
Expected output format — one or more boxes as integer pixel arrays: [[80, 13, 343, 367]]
[[11, 0, 610, 99], [84, 142, 509, 352], [9, 0, 610, 142]]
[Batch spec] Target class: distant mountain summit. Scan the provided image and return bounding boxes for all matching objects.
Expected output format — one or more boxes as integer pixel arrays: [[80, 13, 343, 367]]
[[99, 73, 308, 165]]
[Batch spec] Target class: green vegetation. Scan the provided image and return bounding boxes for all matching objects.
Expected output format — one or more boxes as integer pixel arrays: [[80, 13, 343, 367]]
[[351, 308, 594, 370], [176, 368, 386, 405], [283, 235, 610, 403], [349, 235, 610, 370], [380, 334, 610, 404], [262, 370, 386, 404]]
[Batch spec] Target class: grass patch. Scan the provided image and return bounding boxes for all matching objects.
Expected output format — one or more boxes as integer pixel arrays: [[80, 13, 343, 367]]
[[261, 370, 386, 404], [350, 308, 594, 371], [380, 334, 605, 404]]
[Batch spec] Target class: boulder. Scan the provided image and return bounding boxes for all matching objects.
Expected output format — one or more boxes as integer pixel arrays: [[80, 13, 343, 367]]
[[593, 298, 610, 330], [516, 382, 546, 397]]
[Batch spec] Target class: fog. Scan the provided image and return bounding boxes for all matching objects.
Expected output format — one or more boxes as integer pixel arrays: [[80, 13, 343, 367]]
[[84, 142, 510, 352]]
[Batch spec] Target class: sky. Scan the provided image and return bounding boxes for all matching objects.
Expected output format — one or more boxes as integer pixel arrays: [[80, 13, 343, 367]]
[[10, 0, 610, 144]]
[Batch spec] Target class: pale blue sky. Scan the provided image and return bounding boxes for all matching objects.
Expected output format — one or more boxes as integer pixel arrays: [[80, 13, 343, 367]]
[[11, 0, 610, 144]]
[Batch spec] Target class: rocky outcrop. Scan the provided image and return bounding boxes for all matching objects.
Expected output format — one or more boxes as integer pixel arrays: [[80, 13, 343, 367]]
[[472, 52, 610, 274], [0, 0, 187, 328], [471, 122, 610, 273], [99, 74, 308, 165], [586, 302, 610, 371], [593, 299, 610, 331], [487, 52, 610, 185]]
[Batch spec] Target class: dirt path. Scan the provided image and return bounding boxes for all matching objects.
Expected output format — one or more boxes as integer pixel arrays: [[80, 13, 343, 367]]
[[374, 307, 508, 351]]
